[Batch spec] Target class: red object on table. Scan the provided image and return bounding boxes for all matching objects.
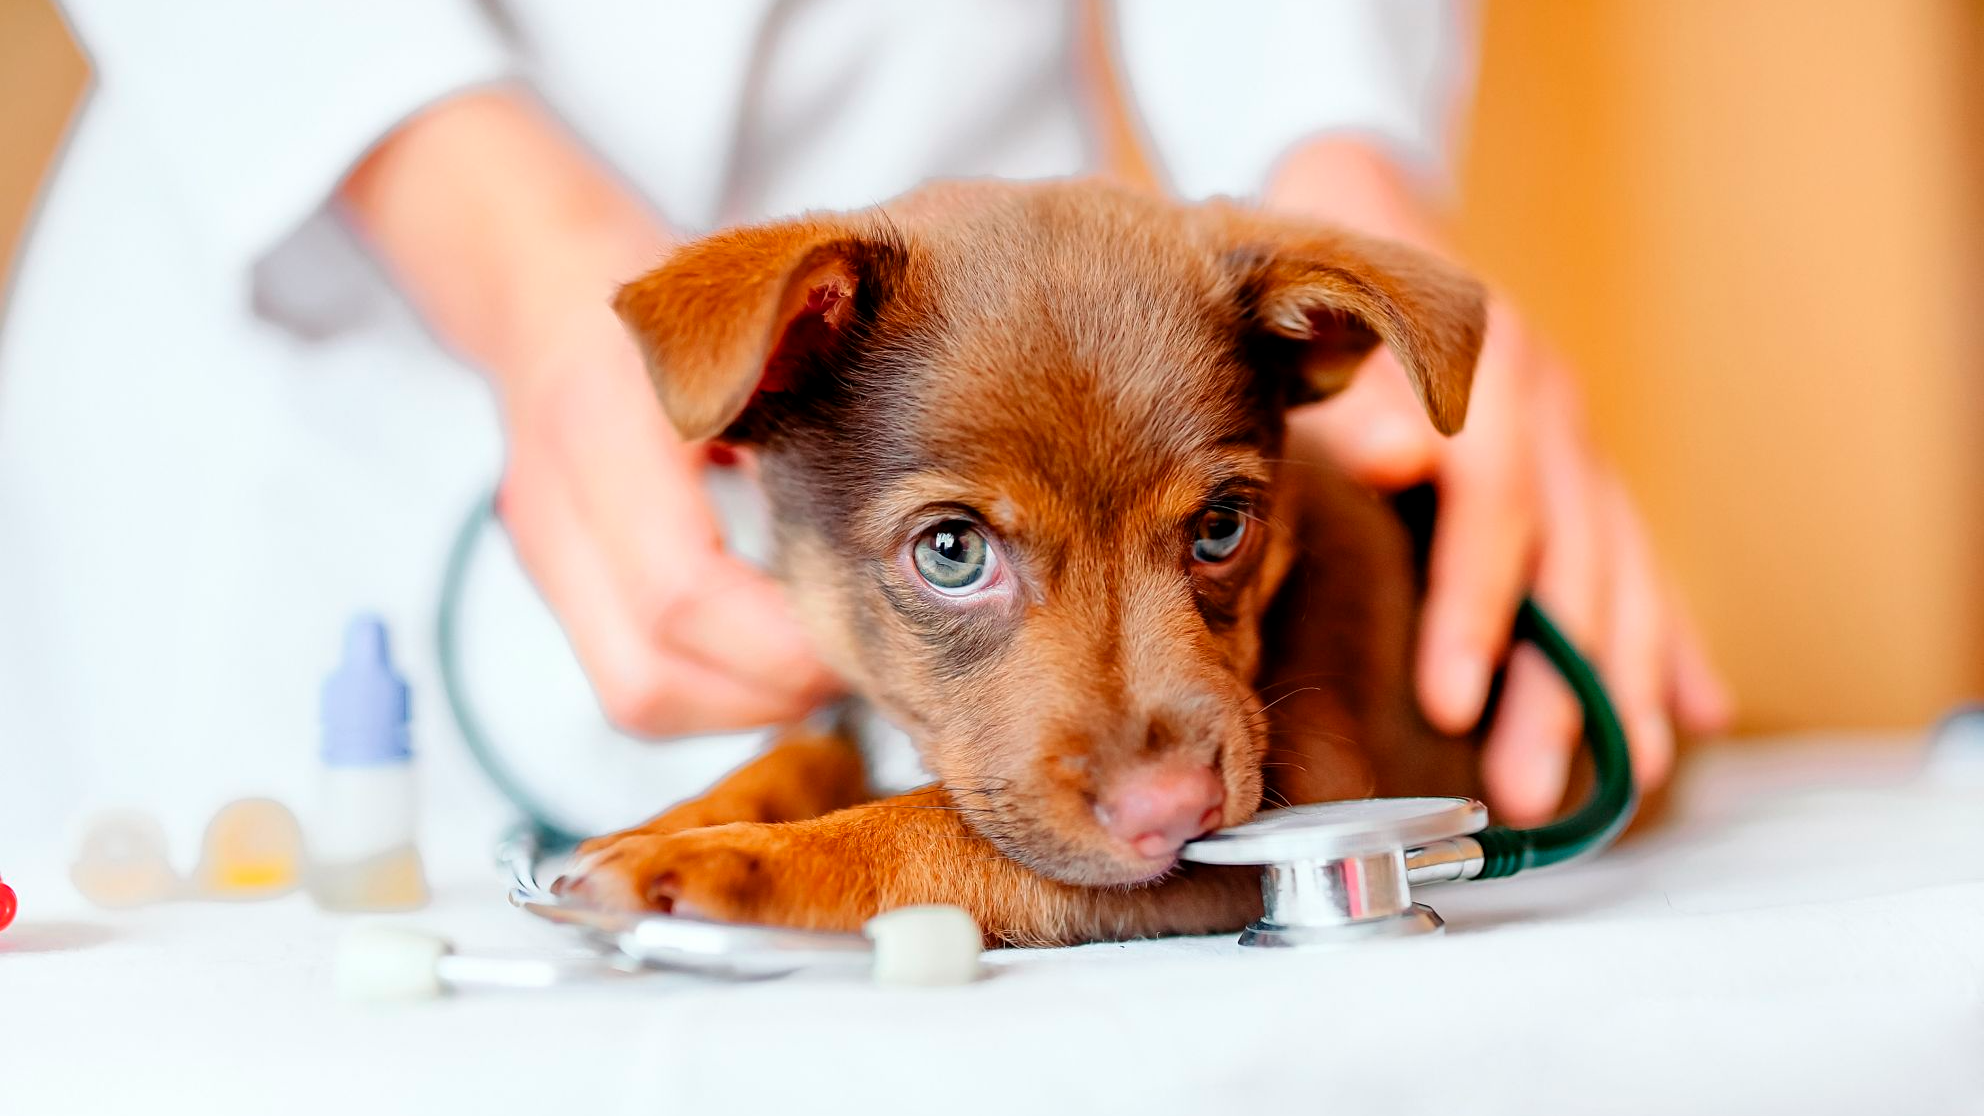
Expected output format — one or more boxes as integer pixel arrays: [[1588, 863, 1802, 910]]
[[0, 873, 16, 931]]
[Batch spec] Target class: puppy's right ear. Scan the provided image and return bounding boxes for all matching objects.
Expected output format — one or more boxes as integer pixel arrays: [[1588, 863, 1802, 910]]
[[613, 217, 902, 442], [1207, 206, 1485, 436]]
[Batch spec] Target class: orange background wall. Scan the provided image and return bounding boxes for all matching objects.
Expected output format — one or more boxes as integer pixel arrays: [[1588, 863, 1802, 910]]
[[4, 0, 1979, 732], [1452, 0, 1983, 731]]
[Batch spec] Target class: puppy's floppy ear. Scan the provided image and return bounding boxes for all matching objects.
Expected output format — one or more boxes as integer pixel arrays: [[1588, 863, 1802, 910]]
[[1213, 208, 1486, 435], [613, 216, 903, 441]]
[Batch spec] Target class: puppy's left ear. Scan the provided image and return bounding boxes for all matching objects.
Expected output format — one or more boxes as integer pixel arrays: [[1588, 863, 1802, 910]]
[[613, 215, 903, 442], [1215, 209, 1486, 435]]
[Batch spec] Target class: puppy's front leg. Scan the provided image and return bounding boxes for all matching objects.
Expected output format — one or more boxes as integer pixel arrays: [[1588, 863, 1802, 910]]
[[558, 786, 1263, 945], [595, 726, 870, 838]]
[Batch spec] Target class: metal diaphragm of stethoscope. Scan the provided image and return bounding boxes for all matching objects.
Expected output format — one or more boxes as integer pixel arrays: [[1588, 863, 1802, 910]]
[[1180, 599, 1636, 946], [431, 494, 1635, 983]]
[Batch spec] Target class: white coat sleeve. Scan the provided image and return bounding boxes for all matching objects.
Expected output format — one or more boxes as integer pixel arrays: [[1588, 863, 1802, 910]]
[[1112, 0, 1475, 201], [57, 1, 513, 269]]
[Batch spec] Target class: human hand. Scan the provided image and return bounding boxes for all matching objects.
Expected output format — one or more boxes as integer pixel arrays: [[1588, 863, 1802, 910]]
[[497, 308, 841, 736], [337, 89, 840, 738], [1294, 302, 1733, 822]]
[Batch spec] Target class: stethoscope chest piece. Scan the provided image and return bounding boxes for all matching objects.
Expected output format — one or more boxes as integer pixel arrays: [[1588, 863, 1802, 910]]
[[1181, 797, 1488, 948]]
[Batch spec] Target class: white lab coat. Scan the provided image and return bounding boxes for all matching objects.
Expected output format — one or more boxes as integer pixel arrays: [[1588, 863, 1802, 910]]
[[0, 2, 1468, 864]]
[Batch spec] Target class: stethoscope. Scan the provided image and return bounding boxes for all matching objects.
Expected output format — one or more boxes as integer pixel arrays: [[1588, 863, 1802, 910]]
[[1178, 598, 1634, 945], [399, 494, 1634, 992]]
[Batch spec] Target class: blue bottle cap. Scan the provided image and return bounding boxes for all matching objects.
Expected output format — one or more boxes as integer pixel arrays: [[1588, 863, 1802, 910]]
[[321, 614, 411, 766]]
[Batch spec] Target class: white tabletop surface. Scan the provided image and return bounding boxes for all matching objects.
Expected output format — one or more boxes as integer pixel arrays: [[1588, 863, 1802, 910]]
[[5, 735, 1983, 1116]]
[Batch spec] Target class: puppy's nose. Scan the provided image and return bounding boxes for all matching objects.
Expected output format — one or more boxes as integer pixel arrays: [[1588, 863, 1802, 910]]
[[1096, 763, 1224, 860]]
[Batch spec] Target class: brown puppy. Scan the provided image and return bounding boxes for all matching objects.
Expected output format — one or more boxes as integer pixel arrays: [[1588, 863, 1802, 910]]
[[557, 179, 1487, 945]]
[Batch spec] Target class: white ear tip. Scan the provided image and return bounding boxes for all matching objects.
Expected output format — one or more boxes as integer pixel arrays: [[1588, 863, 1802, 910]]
[[336, 926, 452, 1002], [864, 904, 983, 987]]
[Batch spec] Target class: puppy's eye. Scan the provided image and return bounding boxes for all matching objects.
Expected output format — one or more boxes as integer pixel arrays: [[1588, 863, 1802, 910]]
[[913, 520, 996, 594], [1192, 506, 1247, 564]]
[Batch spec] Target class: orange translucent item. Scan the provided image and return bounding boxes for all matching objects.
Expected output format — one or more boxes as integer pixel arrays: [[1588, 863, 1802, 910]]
[[191, 798, 304, 900]]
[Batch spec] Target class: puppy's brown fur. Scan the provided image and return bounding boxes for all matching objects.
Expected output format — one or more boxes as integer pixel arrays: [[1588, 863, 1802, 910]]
[[559, 180, 1487, 944]]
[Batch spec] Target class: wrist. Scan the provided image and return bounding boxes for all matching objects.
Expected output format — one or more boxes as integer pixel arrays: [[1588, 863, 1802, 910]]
[[485, 224, 670, 403], [336, 86, 672, 397]]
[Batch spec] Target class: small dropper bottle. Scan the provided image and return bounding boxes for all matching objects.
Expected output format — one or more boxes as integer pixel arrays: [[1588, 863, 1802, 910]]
[[307, 614, 429, 912]]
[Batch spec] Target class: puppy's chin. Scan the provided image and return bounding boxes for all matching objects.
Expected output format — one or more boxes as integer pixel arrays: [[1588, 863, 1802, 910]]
[[977, 821, 1189, 889], [1058, 849, 1188, 889]]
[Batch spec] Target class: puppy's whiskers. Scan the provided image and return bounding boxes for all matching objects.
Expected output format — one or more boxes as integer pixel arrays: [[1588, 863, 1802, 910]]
[[1247, 685, 1324, 719]]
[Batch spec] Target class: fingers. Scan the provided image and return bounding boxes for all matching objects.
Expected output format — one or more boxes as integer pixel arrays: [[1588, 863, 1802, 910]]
[[500, 454, 828, 737], [1310, 297, 1729, 820], [1479, 646, 1582, 824], [498, 324, 838, 735], [640, 545, 840, 706], [1597, 476, 1677, 794], [1476, 365, 1605, 823], [1667, 590, 1736, 735], [1413, 322, 1542, 735], [1479, 474, 1718, 821], [531, 337, 830, 695]]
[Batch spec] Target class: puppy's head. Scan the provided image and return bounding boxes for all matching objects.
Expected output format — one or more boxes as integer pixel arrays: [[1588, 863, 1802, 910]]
[[615, 181, 1483, 886]]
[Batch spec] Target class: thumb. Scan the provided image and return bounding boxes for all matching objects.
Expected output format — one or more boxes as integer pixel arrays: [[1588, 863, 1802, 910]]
[[1289, 351, 1445, 491]]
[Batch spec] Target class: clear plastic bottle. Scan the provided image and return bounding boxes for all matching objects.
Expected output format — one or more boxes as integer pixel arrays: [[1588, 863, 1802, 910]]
[[307, 615, 429, 912]]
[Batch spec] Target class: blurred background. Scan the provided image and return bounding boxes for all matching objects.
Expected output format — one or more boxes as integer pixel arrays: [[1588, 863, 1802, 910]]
[[2, 0, 1979, 734], [1451, 1, 1983, 731]]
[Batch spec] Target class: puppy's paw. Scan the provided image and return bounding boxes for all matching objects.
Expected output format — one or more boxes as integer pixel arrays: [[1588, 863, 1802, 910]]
[[550, 812, 734, 910], [553, 822, 866, 930]]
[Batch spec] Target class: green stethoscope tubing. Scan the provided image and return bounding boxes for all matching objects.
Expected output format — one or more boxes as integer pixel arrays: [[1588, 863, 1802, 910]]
[[438, 492, 589, 852], [437, 492, 1635, 874], [1473, 599, 1637, 877]]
